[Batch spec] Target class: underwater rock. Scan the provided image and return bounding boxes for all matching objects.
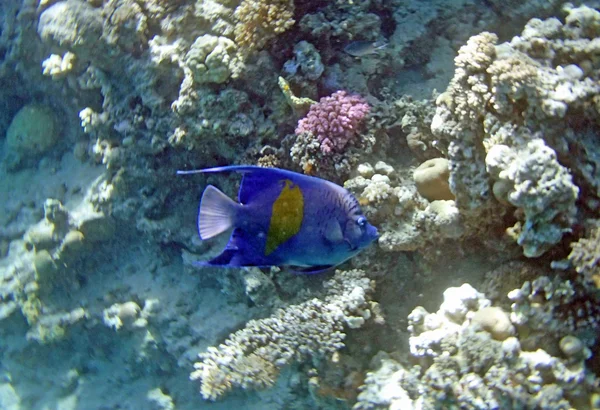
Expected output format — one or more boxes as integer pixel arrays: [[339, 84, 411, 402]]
[[32, 250, 59, 280], [25, 222, 57, 251], [241, 268, 279, 307], [374, 161, 395, 177], [4, 104, 60, 169], [147, 387, 175, 410], [26, 307, 87, 343], [57, 230, 86, 261], [77, 214, 116, 243], [0, 383, 20, 410], [44, 199, 69, 232], [103, 299, 157, 331], [290, 41, 324, 81], [357, 163, 375, 178], [38, 1, 105, 64]]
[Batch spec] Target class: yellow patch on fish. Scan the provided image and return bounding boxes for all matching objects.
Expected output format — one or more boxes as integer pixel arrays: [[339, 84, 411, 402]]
[[265, 180, 304, 255]]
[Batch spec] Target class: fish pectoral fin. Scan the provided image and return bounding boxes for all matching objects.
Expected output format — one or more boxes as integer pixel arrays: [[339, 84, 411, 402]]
[[286, 265, 336, 275], [324, 219, 344, 244]]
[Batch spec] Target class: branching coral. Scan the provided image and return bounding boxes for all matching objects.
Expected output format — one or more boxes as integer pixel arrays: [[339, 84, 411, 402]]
[[295, 91, 370, 155], [190, 269, 374, 400]]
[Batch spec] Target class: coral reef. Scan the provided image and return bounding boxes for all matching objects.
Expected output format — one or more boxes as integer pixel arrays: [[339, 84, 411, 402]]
[[290, 90, 372, 178], [1, 0, 599, 408], [486, 138, 579, 257], [355, 282, 599, 410], [413, 158, 454, 202], [345, 162, 464, 252], [191, 269, 375, 400], [4, 104, 60, 169], [185, 34, 242, 84], [431, 5, 600, 257]]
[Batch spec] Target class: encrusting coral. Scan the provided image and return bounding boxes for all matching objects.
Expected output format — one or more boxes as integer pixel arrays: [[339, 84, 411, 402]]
[[190, 269, 375, 400]]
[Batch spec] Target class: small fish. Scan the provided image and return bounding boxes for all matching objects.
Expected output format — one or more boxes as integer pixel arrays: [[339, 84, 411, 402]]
[[343, 40, 388, 57], [177, 166, 378, 274]]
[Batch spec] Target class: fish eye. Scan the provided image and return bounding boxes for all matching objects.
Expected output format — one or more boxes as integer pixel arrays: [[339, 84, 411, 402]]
[[357, 216, 367, 227]]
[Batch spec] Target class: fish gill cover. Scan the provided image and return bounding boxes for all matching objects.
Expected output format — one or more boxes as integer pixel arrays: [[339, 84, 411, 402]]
[[0, 0, 599, 409]]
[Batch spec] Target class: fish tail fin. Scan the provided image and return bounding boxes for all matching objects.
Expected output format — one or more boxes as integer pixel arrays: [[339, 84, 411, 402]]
[[198, 185, 239, 240], [374, 40, 388, 50]]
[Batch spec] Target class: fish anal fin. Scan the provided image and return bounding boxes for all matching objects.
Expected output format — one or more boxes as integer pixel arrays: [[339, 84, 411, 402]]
[[207, 228, 269, 267], [286, 265, 335, 275]]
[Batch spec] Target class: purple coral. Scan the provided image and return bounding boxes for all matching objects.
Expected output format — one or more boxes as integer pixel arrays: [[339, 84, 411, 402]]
[[295, 90, 370, 154]]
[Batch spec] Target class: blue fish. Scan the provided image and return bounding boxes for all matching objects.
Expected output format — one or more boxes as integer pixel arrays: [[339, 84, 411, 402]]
[[177, 166, 379, 274]]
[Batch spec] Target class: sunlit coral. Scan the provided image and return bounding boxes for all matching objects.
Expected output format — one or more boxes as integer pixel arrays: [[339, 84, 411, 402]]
[[234, 0, 295, 56]]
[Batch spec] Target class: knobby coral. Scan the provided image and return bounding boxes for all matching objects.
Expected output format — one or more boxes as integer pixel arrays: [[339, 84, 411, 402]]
[[234, 0, 295, 57], [295, 90, 370, 155], [568, 222, 600, 288]]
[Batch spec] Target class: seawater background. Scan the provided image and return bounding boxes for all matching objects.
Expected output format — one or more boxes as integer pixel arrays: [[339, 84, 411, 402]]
[[0, 0, 599, 409]]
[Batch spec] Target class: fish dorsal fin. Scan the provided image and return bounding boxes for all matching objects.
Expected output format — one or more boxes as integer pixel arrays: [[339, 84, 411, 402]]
[[324, 219, 344, 244], [265, 180, 304, 255], [238, 172, 279, 204], [180, 165, 333, 204], [237, 166, 319, 204]]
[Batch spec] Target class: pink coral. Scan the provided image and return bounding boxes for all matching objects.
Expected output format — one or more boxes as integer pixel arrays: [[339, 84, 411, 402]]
[[295, 91, 370, 154]]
